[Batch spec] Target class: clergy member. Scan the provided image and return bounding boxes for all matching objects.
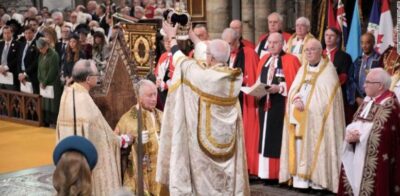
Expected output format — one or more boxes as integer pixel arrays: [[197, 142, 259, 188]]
[[256, 32, 300, 181], [222, 27, 259, 176], [230, 19, 255, 49], [285, 17, 314, 64], [255, 12, 291, 58], [115, 79, 166, 195], [280, 39, 345, 193], [338, 68, 400, 196], [154, 36, 174, 110], [156, 21, 250, 195], [56, 59, 122, 196]]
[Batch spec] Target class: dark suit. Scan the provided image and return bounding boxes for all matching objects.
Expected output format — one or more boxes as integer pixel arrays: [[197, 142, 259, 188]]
[[99, 15, 110, 36], [20, 40, 40, 93], [0, 40, 21, 90]]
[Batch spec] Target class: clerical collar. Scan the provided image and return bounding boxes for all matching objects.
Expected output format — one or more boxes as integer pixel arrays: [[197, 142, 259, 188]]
[[309, 61, 320, 67]]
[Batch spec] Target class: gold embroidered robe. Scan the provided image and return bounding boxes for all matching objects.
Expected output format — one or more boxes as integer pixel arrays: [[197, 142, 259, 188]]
[[56, 83, 121, 196], [285, 33, 314, 65], [156, 50, 250, 195], [115, 106, 164, 196], [279, 58, 345, 193]]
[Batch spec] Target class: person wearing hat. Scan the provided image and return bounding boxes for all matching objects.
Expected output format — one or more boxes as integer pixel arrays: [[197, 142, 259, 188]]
[[53, 136, 98, 196], [57, 59, 125, 196]]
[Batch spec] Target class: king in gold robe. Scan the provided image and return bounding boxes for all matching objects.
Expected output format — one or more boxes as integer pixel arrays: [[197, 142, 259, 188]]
[[280, 57, 345, 193], [156, 49, 250, 195], [56, 83, 121, 196], [115, 105, 165, 195]]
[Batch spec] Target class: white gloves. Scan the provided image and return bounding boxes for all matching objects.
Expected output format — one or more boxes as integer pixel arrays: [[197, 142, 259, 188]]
[[120, 134, 131, 149], [141, 130, 149, 144]]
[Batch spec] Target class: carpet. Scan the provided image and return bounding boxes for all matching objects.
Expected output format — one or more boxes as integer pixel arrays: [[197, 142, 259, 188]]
[[0, 120, 55, 173]]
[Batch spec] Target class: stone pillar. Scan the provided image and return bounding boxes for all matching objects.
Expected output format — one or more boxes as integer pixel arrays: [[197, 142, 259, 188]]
[[232, 0, 241, 20], [254, 0, 271, 42], [206, 0, 231, 39], [276, 0, 287, 31], [241, 0, 255, 42]]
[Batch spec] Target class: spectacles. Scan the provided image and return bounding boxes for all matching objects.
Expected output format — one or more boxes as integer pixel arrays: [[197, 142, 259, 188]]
[[364, 80, 381, 85], [304, 48, 320, 53]]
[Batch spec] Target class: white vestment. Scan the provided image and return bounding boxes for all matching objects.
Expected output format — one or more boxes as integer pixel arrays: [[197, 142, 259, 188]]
[[156, 50, 250, 195]]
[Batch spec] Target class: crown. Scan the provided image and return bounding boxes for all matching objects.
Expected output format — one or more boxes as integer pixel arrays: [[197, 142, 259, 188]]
[[162, 3, 191, 40]]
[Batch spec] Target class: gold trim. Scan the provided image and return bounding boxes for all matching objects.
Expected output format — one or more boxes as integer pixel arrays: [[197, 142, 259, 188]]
[[204, 101, 236, 148], [308, 82, 341, 177], [287, 58, 329, 175]]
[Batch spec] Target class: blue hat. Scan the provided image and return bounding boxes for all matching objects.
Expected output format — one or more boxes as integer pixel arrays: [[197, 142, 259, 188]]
[[53, 136, 98, 170]]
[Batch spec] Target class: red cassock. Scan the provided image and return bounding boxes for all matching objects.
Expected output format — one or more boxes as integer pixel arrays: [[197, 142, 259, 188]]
[[154, 52, 174, 110], [337, 91, 400, 196], [241, 38, 255, 50], [255, 52, 300, 179], [233, 46, 260, 175], [256, 52, 300, 95], [257, 32, 292, 43]]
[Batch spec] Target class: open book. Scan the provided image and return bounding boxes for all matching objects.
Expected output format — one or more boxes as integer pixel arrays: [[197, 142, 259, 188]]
[[240, 81, 270, 97]]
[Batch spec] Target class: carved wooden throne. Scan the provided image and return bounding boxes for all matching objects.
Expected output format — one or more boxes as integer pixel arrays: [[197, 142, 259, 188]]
[[91, 22, 159, 129]]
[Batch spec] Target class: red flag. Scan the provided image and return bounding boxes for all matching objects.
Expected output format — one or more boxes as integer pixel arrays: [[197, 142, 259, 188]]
[[376, 0, 394, 53], [327, 0, 337, 28]]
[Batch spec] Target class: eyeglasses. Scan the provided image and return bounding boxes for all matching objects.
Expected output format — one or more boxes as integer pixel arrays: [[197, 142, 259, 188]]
[[364, 80, 381, 85], [304, 48, 320, 53]]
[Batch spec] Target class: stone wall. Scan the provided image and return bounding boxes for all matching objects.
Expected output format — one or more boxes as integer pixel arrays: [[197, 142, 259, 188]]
[[0, 0, 33, 13]]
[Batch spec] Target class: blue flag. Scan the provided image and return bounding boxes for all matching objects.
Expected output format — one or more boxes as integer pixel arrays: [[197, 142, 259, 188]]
[[346, 0, 362, 62], [367, 0, 380, 35]]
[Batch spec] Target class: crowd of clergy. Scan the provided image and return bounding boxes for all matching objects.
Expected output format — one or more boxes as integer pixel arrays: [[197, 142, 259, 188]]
[[1, 1, 400, 196]]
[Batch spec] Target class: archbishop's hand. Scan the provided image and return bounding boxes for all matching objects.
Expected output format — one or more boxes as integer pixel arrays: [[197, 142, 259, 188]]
[[162, 21, 178, 40]]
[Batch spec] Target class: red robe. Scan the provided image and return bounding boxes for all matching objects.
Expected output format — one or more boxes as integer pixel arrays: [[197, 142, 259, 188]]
[[154, 52, 174, 110], [257, 32, 292, 43], [255, 52, 300, 179], [231, 46, 260, 175], [256, 52, 300, 92], [241, 38, 255, 49], [338, 91, 400, 196]]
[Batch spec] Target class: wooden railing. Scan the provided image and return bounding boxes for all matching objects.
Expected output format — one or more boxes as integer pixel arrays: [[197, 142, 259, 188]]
[[0, 89, 42, 126]]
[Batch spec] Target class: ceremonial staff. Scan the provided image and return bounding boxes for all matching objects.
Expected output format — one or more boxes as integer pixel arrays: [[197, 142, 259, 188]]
[[136, 104, 144, 196]]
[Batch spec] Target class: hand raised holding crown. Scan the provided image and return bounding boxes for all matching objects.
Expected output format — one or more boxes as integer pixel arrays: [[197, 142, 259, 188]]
[[162, 21, 178, 40]]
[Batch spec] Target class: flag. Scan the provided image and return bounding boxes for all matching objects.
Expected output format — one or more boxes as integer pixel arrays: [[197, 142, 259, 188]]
[[346, 0, 362, 62], [367, 0, 380, 38], [337, 0, 348, 46], [376, 0, 393, 53], [327, 0, 337, 28]]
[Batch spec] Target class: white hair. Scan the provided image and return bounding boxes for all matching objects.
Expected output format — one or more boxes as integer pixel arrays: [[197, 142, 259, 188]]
[[52, 11, 64, 19], [268, 12, 283, 23], [209, 39, 230, 63], [28, 7, 38, 16], [135, 6, 144, 13], [137, 79, 156, 98], [1, 14, 10, 24], [11, 13, 24, 25], [268, 32, 284, 44], [221, 28, 239, 41], [296, 16, 310, 28], [370, 68, 392, 89]]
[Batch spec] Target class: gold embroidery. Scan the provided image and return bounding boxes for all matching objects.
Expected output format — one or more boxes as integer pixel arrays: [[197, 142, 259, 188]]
[[359, 98, 394, 195], [308, 82, 341, 177]]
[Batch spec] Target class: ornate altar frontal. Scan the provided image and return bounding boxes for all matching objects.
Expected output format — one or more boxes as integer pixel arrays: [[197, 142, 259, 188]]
[[122, 23, 158, 77]]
